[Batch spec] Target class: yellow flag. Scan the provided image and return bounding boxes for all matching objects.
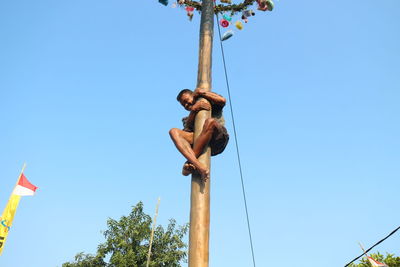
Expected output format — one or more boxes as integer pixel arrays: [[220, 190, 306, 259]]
[[0, 194, 21, 255], [0, 166, 37, 255]]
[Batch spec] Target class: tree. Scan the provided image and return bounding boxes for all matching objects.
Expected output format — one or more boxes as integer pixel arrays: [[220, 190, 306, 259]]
[[62, 202, 189, 267], [349, 252, 400, 267]]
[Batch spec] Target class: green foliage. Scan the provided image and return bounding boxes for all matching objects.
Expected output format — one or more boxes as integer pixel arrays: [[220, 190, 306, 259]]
[[184, 0, 263, 15], [62, 202, 189, 267], [348, 252, 400, 267]]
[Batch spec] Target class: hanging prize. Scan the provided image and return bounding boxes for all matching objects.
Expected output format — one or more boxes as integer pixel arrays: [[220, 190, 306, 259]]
[[220, 19, 230, 28], [159, 0, 168, 6], [223, 14, 232, 22], [257, 0, 274, 11], [235, 21, 243, 30], [185, 6, 195, 20], [242, 10, 255, 18], [221, 30, 234, 41], [241, 9, 255, 23]]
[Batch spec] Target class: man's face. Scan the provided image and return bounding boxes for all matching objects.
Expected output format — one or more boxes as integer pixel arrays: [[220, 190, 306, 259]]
[[179, 92, 194, 111]]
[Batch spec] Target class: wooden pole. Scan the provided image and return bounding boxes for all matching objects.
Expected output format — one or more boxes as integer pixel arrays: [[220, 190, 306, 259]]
[[358, 242, 367, 255], [189, 0, 214, 266], [146, 197, 161, 267], [10, 163, 26, 191], [17, 163, 26, 185]]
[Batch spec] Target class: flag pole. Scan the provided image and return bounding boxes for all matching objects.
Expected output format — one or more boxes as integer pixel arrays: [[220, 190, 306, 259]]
[[7, 163, 26, 198], [146, 197, 161, 267], [358, 242, 367, 255], [16, 163, 27, 186]]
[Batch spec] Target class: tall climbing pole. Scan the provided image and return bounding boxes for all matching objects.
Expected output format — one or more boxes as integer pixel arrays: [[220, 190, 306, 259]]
[[189, 0, 214, 266], [158, 1, 275, 266]]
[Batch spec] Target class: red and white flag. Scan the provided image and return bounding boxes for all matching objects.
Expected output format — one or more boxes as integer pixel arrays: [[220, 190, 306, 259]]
[[12, 173, 38, 196], [1, 170, 38, 254], [367, 256, 388, 267]]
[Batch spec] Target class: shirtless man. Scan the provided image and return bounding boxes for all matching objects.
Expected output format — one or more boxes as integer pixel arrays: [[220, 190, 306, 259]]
[[169, 88, 229, 180]]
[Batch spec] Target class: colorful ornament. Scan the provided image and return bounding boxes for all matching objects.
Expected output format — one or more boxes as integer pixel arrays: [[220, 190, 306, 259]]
[[220, 19, 230, 28], [235, 21, 243, 30], [221, 30, 234, 41], [222, 14, 232, 21], [267, 0, 274, 11], [159, 0, 168, 6], [241, 10, 255, 23], [186, 6, 195, 21], [257, 0, 274, 11], [242, 10, 255, 18]]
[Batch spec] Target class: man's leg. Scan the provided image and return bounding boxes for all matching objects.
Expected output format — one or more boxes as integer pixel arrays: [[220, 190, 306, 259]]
[[169, 128, 209, 179], [180, 118, 224, 179], [192, 118, 221, 157]]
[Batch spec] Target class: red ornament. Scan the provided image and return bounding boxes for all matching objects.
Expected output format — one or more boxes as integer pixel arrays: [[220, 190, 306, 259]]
[[220, 19, 229, 28]]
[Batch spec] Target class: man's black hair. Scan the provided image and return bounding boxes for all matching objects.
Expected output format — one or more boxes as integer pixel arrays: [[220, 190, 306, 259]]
[[176, 89, 193, 101]]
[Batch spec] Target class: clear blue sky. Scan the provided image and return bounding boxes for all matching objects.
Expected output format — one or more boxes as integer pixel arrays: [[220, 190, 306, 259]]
[[1, 0, 399, 266]]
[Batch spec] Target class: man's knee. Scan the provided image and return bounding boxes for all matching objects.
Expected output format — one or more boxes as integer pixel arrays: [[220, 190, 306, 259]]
[[169, 128, 180, 138]]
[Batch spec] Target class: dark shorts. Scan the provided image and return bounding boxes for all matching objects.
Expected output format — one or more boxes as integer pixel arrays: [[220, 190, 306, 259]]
[[210, 126, 229, 156]]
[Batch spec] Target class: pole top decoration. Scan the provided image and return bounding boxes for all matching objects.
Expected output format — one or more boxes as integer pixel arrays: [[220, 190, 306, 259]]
[[161, 0, 274, 40], [160, 0, 274, 17], [179, 0, 273, 14], [159, 0, 274, 37]]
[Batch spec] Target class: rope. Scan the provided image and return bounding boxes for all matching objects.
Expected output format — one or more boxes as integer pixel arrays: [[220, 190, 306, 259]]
[[216, 13, 257, 267], [344, 225, 400, 266]]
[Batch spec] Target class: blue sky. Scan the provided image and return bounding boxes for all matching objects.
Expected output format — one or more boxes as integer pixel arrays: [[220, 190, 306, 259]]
[[0, 0, 399, 266]]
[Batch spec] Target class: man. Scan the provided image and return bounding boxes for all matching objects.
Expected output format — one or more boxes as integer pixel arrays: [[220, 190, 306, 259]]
[[169, 88, 229, 180]]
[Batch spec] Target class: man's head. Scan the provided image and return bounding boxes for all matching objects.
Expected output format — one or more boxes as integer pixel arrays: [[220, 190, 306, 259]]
[[177, 89, 194, 111]]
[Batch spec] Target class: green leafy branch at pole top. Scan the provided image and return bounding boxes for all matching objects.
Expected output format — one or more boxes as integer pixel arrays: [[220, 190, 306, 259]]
[[159, 0, 274, 16], [180, 0, 273, 14], [159, 0, 275, 38]]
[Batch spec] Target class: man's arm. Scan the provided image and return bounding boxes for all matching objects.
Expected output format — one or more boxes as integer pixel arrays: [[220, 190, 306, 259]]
[[194, 88, 226, 107], [183, 100, 211, 131]]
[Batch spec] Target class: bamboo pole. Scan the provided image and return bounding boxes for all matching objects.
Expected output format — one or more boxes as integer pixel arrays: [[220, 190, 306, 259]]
[[188, 0, 214, 266], [358, 242, 367, 255], [9, 163, 26, 192], [17, 163, 26, 185], [146, 197, 161, 267]]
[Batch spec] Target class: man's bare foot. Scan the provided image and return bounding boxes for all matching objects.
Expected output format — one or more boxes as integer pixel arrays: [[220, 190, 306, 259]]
[[196, 164, 210, 182], [182, 162, 196, 176], [182, 162, 209, 181]]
